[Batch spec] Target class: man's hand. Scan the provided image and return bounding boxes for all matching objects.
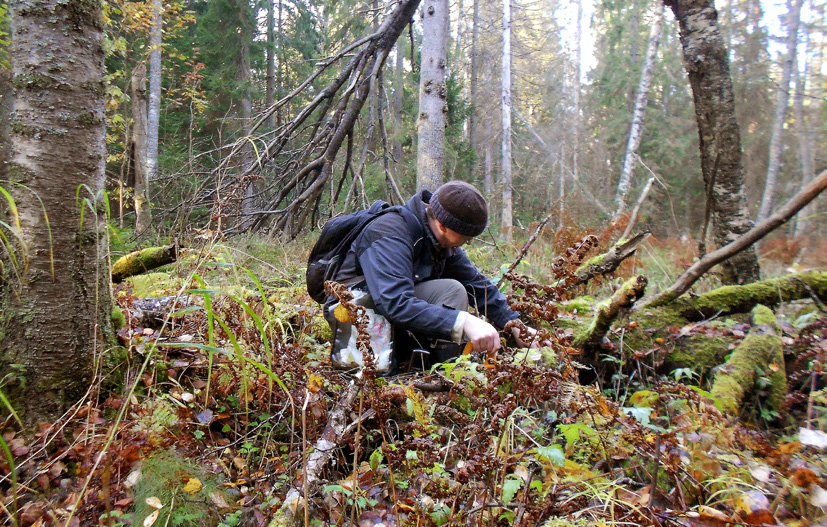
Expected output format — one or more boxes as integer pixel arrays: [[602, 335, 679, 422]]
[[463, 315, 501, 353], [511, 325, 552, 348]]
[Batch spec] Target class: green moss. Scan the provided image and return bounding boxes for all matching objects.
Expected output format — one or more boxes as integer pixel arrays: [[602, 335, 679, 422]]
[[665, 335, 730, 372], [710, 305, 786, 415], [111, 306, 126, 330], [132, 450, 229, 527], [560, 296, 595, 314], [124, 272, 181, 298]]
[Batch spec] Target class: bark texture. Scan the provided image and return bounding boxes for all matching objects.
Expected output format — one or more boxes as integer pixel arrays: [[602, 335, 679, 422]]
[[416, 0, 448, 192], [666, 0, 760, 285], [130, 63, 151, 234], [1, 0, 111, 423], [146, 0, 162, 184], [501, 0, 513, 240]]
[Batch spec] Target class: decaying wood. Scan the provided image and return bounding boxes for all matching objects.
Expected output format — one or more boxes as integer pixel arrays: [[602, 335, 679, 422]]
[[569, 232, 649, 288], [575, 275, 648, 352], [271, 381, 361, 526], [644, 170, 827, 308], [710, 305, 786, 413], [112, 245, 179, 283]]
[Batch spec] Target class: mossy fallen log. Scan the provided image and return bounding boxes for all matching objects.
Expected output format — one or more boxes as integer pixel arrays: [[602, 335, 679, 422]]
[[574, 275, 648, 351], [639, 270, 826, 322], [710, 305, 786, 414], [112, 245, 179, 283], [563, 271, 825, 374]]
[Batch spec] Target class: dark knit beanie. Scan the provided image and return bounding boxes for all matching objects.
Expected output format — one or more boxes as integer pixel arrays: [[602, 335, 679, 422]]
[[430, 181, 488, 237]]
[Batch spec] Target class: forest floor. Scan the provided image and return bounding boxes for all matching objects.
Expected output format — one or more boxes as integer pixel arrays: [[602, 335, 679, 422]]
[[3, 225, 827, 527]]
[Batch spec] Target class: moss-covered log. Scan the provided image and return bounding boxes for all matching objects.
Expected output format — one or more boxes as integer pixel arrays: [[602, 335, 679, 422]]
[[641, 270, 826, 322], [574, 275, 648, 351], [563, 271, 825, 374], [710, 305, 786, 414], [112, 245, 179, 283]]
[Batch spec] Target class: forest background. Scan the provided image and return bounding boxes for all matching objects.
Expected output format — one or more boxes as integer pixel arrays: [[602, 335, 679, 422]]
[[0, 0, 826, 525], [2, 0, 819, 243]]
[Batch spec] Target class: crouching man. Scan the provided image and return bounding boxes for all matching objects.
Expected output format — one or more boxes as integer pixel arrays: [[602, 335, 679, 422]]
[[324, 181, 545, 371]]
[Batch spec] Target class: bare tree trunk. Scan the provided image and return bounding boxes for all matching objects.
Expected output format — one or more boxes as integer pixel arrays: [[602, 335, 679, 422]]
[[757, 0, 804, 221], [416, 0, 448, 192], [613, 0, 665, 219], [468, 0, 480, 180], [146, 0, 162, 185], [572, 0, 582, 183], [131, 63, 152, 234], [240, 9, 255, 229], [393, 37, 404, 164], [793, 25, 819, 237], [501, 0, 513, 240], [1, 0, 111, 424], [484, 52, 493, 196], [266, 0, 276, 129], [665, 0, 761, 284], [277, 0, 284, 128]]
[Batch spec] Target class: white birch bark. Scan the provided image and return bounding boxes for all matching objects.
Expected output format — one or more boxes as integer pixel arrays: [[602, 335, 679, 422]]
[[613, 0, 665, 220], [757, 0, 804, 221], [146, 0, 163, 184], [416, 0, 449, 191], [501, 0, 513, 240]]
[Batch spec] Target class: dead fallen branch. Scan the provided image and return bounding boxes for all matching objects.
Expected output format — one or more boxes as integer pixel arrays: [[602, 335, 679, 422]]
[[710, 305, 786, 414], [644, 169, 827, 308], [112, 245, 178, 283], [569, 231, 649, 287], [270, 381, 361, 526], [575, 275, 648, 352]]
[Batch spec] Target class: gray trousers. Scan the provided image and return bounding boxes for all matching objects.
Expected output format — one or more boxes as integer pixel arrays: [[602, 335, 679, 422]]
[[413, 278, 468, 313]]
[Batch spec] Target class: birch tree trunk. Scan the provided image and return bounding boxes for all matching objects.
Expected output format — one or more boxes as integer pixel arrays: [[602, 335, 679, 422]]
[[146, 0, 162, 185], [613, 0, 665, 220], [1, 0, 112, 424], [665, 0, 761, 284], [131, 63, 152, 234], [501, 0, 513, 240], [416, 0, 449, 191], [757, 0, 804, 221]]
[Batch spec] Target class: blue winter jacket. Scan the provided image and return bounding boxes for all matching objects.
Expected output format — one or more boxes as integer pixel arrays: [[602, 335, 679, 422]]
[[331, 190, 519, 340]]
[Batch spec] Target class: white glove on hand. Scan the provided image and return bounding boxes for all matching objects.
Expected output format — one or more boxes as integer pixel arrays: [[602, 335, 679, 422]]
[[463, 315, 501, 353]]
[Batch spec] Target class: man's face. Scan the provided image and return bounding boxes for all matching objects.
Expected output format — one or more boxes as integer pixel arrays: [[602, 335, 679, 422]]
[[433, 220, 474, 248]]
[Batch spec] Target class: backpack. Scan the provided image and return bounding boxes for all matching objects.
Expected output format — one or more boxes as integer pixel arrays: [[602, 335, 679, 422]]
[[306, 200, 403, 303]]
